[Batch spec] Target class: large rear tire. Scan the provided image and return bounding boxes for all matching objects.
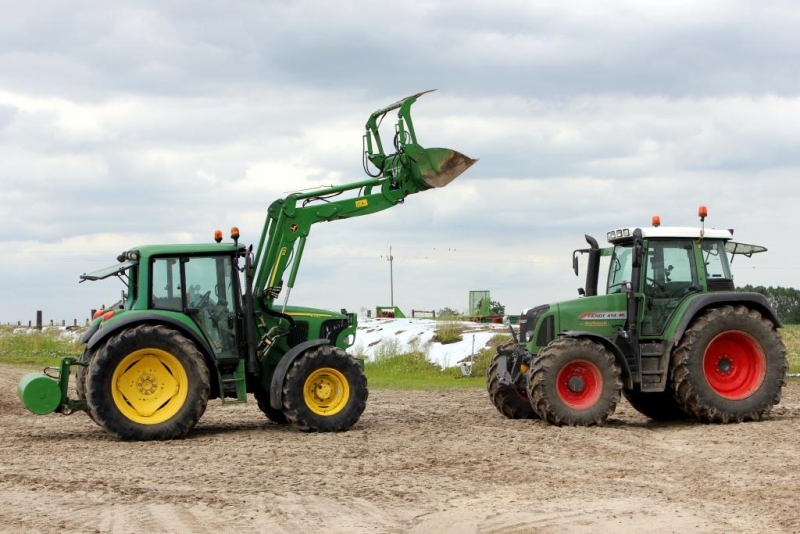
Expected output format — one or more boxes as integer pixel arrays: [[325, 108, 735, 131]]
[[75, 347, 96, 422], [528, 337, 621, 426], [75, 348, 90, 400], [622, 390, 689, 421], [85, 325, 210, 440], [486, 345, 538, 419], [670, 305, 787, 423], [282, 345, 368, 432]]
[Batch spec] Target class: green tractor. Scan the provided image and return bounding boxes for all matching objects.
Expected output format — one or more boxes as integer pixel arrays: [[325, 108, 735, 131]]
[[488, 207, 788, 426], [18, 91, 476, 440]]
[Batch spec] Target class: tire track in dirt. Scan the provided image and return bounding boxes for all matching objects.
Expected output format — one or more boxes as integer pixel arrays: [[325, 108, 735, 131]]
[[2, 364, 800, 533]]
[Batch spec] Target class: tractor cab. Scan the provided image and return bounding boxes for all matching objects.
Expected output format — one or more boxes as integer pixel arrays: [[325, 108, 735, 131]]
[[603, 216, 766, 337]]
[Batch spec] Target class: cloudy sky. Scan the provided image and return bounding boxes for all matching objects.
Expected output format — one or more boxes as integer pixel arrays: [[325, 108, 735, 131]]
[[1, 0, 799, 324]]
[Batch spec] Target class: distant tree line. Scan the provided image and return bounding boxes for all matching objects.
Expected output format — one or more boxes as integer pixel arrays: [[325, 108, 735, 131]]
[[738, 285, 800, 324]]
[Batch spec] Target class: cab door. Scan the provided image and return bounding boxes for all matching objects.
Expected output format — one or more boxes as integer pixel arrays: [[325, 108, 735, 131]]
[[641, 240, 698, 336], [151, 255, 241, 361]]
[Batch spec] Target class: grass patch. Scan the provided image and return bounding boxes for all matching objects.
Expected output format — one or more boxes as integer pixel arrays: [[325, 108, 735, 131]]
[[0, 326, 83, 366], [781, 324, 800, 374], [431, 320, 463, 345], [363, 337, 483, 390]]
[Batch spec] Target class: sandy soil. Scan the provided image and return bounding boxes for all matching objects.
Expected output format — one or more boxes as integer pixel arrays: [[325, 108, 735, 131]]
[[2, 364, 800, 533]]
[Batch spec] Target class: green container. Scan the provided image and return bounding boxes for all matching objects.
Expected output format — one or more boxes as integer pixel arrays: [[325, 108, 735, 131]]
[[18, 372, 61, 415]]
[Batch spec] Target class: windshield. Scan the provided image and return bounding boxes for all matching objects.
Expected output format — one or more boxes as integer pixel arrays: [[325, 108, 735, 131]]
[[607, 244, 633, 293]]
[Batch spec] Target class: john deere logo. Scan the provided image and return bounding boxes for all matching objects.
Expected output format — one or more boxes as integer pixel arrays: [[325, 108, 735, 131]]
[[290, 223, 298, 233]]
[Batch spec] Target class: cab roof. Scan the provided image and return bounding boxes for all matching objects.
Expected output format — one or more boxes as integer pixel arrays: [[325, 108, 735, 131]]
[[607, 226, 733, 244]]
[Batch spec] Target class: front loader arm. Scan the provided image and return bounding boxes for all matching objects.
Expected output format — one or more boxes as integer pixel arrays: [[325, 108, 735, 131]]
[[252, 90, 476, 308]]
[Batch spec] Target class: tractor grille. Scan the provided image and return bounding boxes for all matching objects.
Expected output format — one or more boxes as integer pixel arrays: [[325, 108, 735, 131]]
[[288, 321, 310, 347], [707, 278, 735, 292], [321, 319, 349, 344], [536, 316, 556, 347], [520, 305, 550, 346]]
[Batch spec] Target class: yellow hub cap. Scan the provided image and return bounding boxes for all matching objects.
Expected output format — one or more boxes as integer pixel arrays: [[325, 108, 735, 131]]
[[303, 367, 350, 416], [111, 348, 188, 425]]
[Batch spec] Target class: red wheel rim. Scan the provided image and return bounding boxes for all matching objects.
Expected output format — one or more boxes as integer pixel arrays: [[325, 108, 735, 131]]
[[702, 331, 766, 400], [556, 360, 602, 409]]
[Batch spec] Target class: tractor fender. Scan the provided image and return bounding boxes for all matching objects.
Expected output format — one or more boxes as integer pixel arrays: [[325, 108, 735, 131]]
[[79, 322, 100, 344], [560, 330, 634, 390], [269, 339, 331, 410], [85, 313, 215, 362], [666, 292, 782, 355]]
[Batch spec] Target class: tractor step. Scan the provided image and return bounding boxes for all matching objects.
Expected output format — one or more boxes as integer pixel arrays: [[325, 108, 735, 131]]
[[639, 348, 668, 391], [219, 360, 248, 404]]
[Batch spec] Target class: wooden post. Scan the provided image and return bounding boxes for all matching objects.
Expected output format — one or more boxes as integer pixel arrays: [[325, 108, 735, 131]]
[[36, 311, 42, 330]]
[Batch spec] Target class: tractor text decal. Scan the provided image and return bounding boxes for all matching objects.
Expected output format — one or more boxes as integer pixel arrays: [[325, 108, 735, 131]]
[[579, 311, 627, 321]]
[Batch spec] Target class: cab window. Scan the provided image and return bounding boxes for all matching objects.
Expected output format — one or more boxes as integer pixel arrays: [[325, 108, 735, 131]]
[[607, 244, 633, 293]]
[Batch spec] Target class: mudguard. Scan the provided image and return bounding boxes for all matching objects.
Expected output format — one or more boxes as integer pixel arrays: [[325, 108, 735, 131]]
[[85, 313, 215, 360], [269, 339, 331, 410]]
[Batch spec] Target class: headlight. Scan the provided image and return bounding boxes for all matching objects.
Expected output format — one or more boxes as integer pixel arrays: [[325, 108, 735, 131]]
[[525, 331, 534, 342]]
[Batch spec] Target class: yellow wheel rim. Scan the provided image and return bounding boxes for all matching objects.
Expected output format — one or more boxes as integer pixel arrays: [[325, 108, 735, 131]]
[[303, 367, 350, 416], [111, 348, 188, 425]]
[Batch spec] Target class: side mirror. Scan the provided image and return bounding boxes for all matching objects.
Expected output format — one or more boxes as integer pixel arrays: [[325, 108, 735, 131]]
[[572, 253, 579, 276]]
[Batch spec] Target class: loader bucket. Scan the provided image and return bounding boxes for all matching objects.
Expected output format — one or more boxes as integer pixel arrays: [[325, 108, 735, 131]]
[[414, 147, 477, 188], [365, 90, 477, 189]]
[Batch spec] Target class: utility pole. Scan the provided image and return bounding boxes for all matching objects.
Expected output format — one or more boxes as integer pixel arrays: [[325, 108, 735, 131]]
[[388, 246, 394, 307]]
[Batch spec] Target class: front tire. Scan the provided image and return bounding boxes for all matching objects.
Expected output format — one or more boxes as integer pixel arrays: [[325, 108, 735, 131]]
[[85, 325, 210, 440], [670, 305, 787, 423], [282, 345, 368, 432], [254, 385, 289, 425], [486, 344, 538, 419], [528, 337, 622, 426]]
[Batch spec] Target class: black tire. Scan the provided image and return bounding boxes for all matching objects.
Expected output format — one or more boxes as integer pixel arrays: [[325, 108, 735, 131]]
[[670, 305, 787, 423], [85, 325, 210, 440], [75, 347, 96, 422], [253, 385, 289, 425], [528, 337, 622, 426], [75, 348, 90, 400], [622, 390, 689, 421], [486, 345, 538, 419], [282, 345, 368, 432]]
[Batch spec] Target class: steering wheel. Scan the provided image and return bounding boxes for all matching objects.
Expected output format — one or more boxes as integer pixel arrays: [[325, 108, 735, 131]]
[[196, 290, 211, 307], [647, 277, 666, 290], [608, 281, 628, 294]]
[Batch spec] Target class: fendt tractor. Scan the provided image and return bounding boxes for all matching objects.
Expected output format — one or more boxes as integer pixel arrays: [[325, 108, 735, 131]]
[[18, 91, 476, 440], [488, 207, 788, 426]]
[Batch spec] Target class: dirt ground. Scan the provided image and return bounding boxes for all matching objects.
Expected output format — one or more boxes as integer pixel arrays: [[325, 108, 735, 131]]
[[2, 364, 800, 534]]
